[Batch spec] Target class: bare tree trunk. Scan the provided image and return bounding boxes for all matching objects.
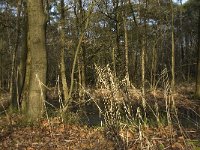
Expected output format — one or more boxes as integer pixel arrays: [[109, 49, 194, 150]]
[[26, 0, 47, 121], [63, 2, 95, 112], [74, 0, 86, 101], [140, 0, 146, 97], [68, 19, 89, 101], [10, 0, 22, 111], [170, 0, 175, 92], [128, 0, 139, 83], [123, 13, 130, 87], [21, 50, 30, 112], [78, 56, 82, 89], [78, 47, 86, 97], [112, 47, 117, 77], [81, 46, 86, 88], [151, 41, 158, 90], [60, 0, 69, 104], [196, 9, 200, 97], [141, 39, 145, 96], [0, 39, 2, 89], [185, 34, 190, 81], [18, 1, 28, 112], [112, 0, 121, 77]]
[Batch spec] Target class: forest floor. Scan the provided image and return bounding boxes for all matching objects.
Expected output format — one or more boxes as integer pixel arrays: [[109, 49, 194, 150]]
[[0, 82, 200, 150]]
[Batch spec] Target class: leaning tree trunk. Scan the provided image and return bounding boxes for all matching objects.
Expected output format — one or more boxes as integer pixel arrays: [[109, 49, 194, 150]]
[[26, 0, 47, 121], [63, 1, 94, 112]]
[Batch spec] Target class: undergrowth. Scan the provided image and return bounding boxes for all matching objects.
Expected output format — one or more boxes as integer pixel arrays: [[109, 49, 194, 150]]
[[80, 64, 200, 149], [1, 65, 200, 149]]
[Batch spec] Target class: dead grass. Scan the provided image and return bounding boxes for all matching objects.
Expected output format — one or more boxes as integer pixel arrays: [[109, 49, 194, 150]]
[[0, 66, 200, 149]]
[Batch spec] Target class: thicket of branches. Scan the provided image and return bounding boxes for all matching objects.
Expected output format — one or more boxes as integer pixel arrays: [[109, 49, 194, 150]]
[[0, 0, 199, 91]]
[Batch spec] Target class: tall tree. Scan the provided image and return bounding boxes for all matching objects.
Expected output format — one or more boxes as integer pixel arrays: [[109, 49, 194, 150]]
[[60, 0, 69, 104], [62, 1, 95, 112], [26, 0, 47, 121], [76, 0, 86, 96], [20, 1, 28, 112], [196, 8, 200, 97], [170, 0, 175, 92], [10, 0, 22, 110], [123, 11, 130, 87]]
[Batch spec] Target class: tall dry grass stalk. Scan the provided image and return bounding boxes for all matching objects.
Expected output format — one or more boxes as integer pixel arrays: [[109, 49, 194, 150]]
[[89, 65, 189, 149]]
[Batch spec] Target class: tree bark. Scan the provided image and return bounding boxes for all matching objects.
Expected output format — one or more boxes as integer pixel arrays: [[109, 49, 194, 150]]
[[141, 38, 145, 96], [10, 0, 22, 111], [112, 47, 117, 77], [196, 9, 200, 98], [60, 0, 69, 104], [63, 1, 94, 112], [123, 13, 130, 86], [171, 0, 175, 92], [18, 1, 28, 111], [151, 41, 158, 90], [26, 0, 47, 121]]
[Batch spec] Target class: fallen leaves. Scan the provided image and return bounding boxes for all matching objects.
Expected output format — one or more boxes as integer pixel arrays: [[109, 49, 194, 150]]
[[0, 115, 200, 150], [0, 116, 114, 150], [0, 83, 200, 149]]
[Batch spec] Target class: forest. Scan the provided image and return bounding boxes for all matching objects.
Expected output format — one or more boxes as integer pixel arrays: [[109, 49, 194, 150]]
[[0, 0, 200, 149]]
